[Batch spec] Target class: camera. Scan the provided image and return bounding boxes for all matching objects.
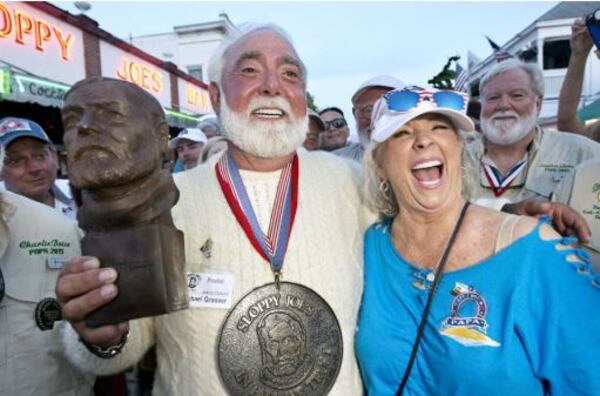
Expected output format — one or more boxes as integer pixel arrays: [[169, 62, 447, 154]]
[[586, 8, 600, 48]]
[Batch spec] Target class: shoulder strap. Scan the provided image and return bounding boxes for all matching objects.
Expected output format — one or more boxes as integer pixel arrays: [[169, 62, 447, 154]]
[[494, 214, 521, 253]]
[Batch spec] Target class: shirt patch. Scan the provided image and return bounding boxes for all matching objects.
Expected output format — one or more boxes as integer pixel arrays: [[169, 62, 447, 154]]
[[439, 282, 501, 347]]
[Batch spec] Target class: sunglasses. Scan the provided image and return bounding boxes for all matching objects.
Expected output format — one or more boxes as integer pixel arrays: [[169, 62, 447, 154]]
[[324, 117, 347, 130], [383, 88, 467, 113]]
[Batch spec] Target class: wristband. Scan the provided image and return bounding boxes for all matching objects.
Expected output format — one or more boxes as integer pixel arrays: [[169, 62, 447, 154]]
[[82, 329, 129, 359]]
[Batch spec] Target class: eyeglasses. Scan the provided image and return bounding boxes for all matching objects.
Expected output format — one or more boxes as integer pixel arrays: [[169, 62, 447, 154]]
[[383, 88, 467, 113], [324, 117, 347, 130]]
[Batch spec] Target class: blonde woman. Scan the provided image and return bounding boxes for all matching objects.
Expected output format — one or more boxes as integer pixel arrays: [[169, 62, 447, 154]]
[[355, 87, 600, 395]]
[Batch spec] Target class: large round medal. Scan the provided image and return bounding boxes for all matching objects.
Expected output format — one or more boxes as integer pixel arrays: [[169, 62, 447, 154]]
[[218, 281, 343, 395]]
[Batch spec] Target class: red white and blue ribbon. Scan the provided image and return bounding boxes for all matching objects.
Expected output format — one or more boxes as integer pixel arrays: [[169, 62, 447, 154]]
[[215, 150, 298, 272], [482, 160, 527, 197]]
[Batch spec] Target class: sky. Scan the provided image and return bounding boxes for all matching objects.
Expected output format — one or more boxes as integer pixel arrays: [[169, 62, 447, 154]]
[[54, 1, 557, 137]]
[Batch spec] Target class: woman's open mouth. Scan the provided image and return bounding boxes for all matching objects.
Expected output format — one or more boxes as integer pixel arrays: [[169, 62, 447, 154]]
[[412, 159, 443, 189]]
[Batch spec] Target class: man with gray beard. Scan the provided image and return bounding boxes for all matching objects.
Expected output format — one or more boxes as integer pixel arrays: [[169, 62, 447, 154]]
[[463, 59, 600, 208], [56, 23, 371, 395]]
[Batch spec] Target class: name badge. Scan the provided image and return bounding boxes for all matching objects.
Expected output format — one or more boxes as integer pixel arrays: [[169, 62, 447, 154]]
[[47, 256, 66, 269], [187, 271, 234, 309]]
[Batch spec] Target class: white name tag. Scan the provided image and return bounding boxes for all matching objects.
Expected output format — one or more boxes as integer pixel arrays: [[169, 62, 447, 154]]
[[187, 271, 234, 309], [47, 256, 66, 269]]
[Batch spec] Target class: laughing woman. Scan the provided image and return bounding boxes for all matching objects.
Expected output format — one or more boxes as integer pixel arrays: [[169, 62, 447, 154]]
[[355, 87, 600, 395]]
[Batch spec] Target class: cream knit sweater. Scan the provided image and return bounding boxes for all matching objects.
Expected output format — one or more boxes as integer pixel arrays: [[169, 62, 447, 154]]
[[63, 149, 375, 395]]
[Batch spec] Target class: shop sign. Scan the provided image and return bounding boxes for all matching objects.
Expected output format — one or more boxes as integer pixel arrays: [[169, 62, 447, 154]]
[[178, 78, 212, 115], [100, 40, 171, 107], [0, 2, 85, 84], [116, 57, 163, 93], [5, 70, 70, 108], [0, 2, 74, 60]]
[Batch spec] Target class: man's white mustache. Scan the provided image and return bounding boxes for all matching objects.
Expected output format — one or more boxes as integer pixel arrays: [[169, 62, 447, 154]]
[[490, 111, 519, 121], [247, 97, 293, 116]]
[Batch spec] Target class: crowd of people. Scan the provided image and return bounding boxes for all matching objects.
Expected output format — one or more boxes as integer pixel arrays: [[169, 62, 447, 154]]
[[0, 14, 599, 396]]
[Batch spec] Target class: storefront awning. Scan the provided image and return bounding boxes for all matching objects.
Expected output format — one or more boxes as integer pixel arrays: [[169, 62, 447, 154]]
[[0, 67, 70, 108], [1, 67, 202, 128], [164, 108, 200, 129], [578, 97, 600, 122]]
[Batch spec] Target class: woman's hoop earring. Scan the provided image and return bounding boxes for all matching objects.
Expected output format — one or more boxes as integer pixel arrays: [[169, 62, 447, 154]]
[[379, 179, 392, 199]]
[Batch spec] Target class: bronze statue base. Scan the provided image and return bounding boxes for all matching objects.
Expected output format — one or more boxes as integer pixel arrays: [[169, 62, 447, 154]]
[[84, 223, 188, 327]]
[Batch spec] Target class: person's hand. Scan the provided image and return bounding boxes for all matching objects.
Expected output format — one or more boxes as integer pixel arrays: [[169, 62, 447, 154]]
[[502, 200, 591, 242], [571, 17, 594, 57], [56, 256, 128, 347]]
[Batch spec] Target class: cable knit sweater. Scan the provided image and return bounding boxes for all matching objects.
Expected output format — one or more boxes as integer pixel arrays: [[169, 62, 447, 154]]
[[62, 149, 375, 395]]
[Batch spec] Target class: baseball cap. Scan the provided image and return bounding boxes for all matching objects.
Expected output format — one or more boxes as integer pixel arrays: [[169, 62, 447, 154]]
[[169, 128, 208, 149], [308, 109, 325, 131], [371, 87, 474, 143], [0, 117, 53, 147], [197, 115, 222, 136], [351, 75, 406, 104]]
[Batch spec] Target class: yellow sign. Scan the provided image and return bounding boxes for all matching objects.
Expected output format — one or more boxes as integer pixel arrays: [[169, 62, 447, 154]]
[[116, 57, 163, 93], [0, 2, 75, 60], [186, 83, 211, 113]]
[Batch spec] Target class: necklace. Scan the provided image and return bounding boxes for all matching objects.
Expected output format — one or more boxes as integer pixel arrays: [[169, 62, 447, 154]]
[[392, 204, 467, 290]]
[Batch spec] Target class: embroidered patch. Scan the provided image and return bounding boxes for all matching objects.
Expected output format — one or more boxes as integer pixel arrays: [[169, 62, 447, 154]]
[[18, 239, 71, 256], [439, 282, 501, 347]]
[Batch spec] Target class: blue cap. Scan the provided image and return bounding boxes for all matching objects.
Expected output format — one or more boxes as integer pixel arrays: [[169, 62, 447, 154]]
[[0, 117, 53, 147]]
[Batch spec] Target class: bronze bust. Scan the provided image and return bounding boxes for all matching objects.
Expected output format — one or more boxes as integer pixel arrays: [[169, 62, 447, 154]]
[[62, 77, 188, 326]]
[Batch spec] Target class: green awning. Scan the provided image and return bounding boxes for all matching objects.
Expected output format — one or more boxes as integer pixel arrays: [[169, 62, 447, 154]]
[[164, 109, 200, 129], [578, 98, 600, 122]]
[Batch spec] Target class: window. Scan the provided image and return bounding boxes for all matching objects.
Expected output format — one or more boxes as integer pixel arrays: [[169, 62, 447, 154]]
[[543, 39, 570, 70], [188, 65, 203, 81]]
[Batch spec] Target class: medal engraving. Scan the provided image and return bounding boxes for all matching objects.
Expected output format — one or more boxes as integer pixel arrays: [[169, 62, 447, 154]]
[[218, 282, 342, 395]]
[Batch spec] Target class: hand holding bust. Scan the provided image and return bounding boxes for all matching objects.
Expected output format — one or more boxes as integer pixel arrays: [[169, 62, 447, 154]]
[[60, 77, 188, 327]]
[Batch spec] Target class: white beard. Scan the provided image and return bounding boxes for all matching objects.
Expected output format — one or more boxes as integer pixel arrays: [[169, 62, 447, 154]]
[[481, 107, 538, 146], [220, 96, 308, 158], [357, 125, 370, 149]]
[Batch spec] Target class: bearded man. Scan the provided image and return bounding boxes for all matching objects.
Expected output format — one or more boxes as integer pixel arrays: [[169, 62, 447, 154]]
[[56, 24, 370, 395], [55, 26, 594, 395], [464, 59, 600, 208]]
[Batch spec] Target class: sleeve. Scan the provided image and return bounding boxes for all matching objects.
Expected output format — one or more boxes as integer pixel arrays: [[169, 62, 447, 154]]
[[516, 231, 600, 395], [61, 317, 155, 376]]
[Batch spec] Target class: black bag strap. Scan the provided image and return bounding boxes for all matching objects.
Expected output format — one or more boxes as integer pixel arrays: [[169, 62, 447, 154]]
[[396, 201, 470, 396]]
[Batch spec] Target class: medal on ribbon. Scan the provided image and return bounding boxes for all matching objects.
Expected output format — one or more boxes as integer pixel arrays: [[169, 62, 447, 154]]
[[215, 151, 343, 395]]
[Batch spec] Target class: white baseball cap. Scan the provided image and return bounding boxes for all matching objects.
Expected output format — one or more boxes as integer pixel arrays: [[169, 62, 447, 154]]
[[351, 75, 406, 104], [370, 87, 475, 143], [169, 128, 208, 149]]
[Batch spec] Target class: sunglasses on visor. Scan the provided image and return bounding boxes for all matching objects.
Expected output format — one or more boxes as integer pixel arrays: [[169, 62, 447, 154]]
[[383, 88, 467, 113], [324, 117, 347, 129]]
